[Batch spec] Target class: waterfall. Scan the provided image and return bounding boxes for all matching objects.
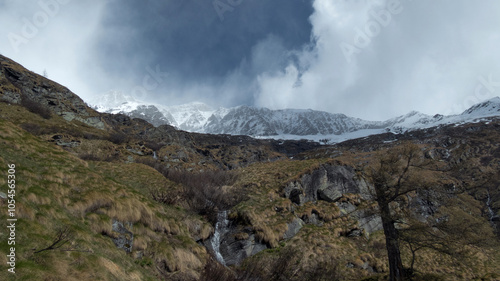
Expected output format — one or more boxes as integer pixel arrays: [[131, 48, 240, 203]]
[[153, 151, 158, 159], [486, 190, 498, 229], [211, 210, 229, 265]]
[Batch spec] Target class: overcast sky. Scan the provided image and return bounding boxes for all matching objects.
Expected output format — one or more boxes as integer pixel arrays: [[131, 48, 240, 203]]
[[1, 0, 499, 120]]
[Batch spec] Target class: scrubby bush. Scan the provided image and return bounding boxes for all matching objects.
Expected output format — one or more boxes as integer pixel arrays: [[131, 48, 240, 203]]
[[135, 157, 159, 169], [198, 257, 236, 281], [135, 157, 245, 223], [21, 96, 52, 119], [163, 169, 244, 222], [20, 123, 43, 135], [20, 123, 60, 135], [143, 140, 164, 151], [78, 153, 119, 162], [108, 131, 129, 145], [231, 248, 340, 281], [83, 132, 102, 140], [149, 185, 180, 205]]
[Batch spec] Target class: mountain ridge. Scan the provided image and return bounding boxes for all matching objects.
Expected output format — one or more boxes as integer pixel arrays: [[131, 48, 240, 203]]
[[91, 91, 500, 142]]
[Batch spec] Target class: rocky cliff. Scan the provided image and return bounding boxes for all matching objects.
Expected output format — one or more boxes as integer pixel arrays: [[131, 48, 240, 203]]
[[0, 55, 107, 129]]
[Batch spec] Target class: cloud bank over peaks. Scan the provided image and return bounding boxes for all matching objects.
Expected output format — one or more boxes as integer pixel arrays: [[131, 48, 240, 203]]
[[253, 0, 500, 120]]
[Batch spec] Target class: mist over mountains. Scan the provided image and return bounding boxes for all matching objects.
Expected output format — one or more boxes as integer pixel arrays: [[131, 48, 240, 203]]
[[92, 91, 500, 142]]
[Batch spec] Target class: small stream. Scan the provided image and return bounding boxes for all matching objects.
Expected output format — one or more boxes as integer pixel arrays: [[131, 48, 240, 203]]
[[486, 190, 498, 230], [211, 210, 229, 265]]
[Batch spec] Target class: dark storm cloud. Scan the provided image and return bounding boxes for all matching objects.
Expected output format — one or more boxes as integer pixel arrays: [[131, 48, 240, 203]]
[[1, 0, 499, 120], [92, 0, 314, 105]]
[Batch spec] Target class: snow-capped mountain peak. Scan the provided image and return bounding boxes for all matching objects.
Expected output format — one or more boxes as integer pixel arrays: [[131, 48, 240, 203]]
[[165, 102, 216, 130], [90, 90, 138, 112], [461, 97, 500, 117], [91, 91, 216, 130], [384, 110, 437, 128], [90, 94, 500, 143]]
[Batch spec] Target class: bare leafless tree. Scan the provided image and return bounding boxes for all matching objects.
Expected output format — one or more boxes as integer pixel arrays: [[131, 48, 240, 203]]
[[34, 226, 89, 254], [364, 143, 431, 281]]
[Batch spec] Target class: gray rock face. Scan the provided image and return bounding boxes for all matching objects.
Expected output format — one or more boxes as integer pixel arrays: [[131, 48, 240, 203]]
[[219, 231, 268, 266], [61, 113, 106, 130], [111, 220, 134, 253], [0, 90, 21, 104], [204, 214, 268, 266], [350, 208, 383, 235], [127, 105, 174, 127], [203, 106, 383, 136], [284, 164, 382, 235], [301, 212, 323, 226], [284, 164, 372, 206], [283, 218, 305, 239]]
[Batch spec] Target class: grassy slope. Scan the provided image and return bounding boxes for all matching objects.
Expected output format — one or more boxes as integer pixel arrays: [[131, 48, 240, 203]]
[[0, 116, 210, 281], [230, 152, 500, 280], [229, 159, 384, 279]]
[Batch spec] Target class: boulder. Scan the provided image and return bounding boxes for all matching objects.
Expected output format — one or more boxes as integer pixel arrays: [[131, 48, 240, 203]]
[[283, 218, 305, 239], [284, 164, 371, 205], [221, 231, 268, 266], [301, 212, 323, 226], [111, 220, 134, 253], [204, 220, 268, 266]]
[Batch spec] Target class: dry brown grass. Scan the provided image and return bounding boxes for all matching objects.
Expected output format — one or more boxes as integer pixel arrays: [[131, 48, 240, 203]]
[[0, 118, 212, 280], [72, 139, 120, 161], [231, 158, 343, 247], [100, 257, 143, 281]]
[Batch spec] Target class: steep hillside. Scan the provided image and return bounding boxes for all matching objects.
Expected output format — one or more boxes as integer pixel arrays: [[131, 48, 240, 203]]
[[0, 55, 106, 130], [0, 117, 211, 281]]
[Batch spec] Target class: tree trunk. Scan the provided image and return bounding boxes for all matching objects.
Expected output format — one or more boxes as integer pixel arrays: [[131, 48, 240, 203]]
[[408, 242, 416, 275], [378, 196, 405, 281]]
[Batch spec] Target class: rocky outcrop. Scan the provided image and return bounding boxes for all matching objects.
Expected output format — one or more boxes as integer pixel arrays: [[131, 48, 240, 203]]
[[50, 134, 81, 148], [127, 105, 174, 127], [220, 230, 268, 266], [283, 218, 305, 239], [284, 164, 372, 205], [284, 164, 383, 235], [204, 215, 268, 266], [111, 220, 134, 253], [61, 112, 107, 130], [0, 55, 107, 130]]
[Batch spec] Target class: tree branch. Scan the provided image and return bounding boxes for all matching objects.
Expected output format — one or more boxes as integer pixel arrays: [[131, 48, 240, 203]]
[[34, 226, 80, 254]]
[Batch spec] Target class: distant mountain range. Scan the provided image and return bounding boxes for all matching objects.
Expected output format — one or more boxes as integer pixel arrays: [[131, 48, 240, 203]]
[[91, 91, 500, 143]]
